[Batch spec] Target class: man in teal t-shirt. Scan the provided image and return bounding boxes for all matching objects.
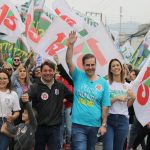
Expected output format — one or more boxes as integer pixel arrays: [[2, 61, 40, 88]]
[[66, 31, 111, 150]]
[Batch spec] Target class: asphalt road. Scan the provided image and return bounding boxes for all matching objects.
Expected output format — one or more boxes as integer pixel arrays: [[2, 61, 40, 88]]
[[95, 142, 103, 150], [95, 143, 143, 150]]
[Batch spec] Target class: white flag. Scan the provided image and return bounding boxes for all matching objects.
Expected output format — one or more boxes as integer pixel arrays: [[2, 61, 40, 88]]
[[36, 17, 73, 59], [25, 0, 45, 50], [0, 0, 25, 42], [131, 56, 150, 126], [52, 0, 89, 37]]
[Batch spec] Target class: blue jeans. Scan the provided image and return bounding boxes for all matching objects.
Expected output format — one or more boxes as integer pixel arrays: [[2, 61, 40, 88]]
[[103, 114, 129, 150], [71, 123, 99, 150], [65, 107, 72, 141], [60, 112, 64, 149], [34, 125, 61, 150], [0, 118, 10, 150]]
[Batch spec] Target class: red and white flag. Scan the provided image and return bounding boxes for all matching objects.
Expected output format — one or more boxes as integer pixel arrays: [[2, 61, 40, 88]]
[[0, 0, 25, 43], [131, 56, 150, 126], [36, 17, 72, 59], [25, 0, 45, 51], [35, 0, 123, 76], [52, 0, 89, 37], [51, 0, 123, 76]]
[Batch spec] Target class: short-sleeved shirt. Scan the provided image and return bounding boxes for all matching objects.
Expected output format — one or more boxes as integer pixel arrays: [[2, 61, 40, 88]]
[[0, 90, 20, 117], [71, 67, 110, 127], [109, 81, 130, 117]]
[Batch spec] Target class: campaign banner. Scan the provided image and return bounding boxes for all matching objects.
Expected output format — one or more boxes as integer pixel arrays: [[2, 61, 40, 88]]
[[25, 0, 53, 52], [0, 36, 29, 62], [131, 56, 150, 126], [36, 16, 123, 77], [35, 0, 123, 77], [52, 0, 89, 37], [0, 0, 25, 42], [36, 17, 72, 59], [33, 0, 45, 29]]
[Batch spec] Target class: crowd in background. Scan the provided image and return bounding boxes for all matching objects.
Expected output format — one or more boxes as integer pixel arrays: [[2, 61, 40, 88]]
[[0, 31, 150, 150]]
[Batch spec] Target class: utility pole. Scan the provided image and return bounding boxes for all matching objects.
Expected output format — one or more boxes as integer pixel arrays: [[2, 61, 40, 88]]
[[119, 6, 122, 45], [85, 11, 103, 24]]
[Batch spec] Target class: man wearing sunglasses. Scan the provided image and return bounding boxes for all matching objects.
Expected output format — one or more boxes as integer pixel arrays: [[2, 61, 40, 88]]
[[13, 55, 21, 71]]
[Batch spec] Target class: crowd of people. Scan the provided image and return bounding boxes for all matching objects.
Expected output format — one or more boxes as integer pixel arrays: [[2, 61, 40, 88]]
[[0, 31, 150, 150]]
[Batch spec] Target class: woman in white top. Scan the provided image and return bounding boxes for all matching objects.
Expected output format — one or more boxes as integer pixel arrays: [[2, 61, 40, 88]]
[[0, 69, 20, 150], [103, 58, 135, 150]]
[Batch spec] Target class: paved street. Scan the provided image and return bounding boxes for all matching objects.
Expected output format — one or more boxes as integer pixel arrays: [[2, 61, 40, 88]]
[[95, 143, 143, 150], [95, 142, 103, 150]]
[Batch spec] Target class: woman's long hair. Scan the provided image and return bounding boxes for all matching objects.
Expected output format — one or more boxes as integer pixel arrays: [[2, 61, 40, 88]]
[[108, 58, 125, 84], [17, 65, 30, 85]]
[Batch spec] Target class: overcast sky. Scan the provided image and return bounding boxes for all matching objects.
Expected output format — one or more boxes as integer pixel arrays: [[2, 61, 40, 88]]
[[11, 0, 150, 24]]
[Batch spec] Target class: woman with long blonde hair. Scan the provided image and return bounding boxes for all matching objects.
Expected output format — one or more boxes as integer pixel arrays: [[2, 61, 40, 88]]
[[11, 64, 31, 124]]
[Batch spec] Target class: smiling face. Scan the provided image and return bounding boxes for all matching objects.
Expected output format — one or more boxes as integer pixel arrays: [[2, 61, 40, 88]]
[[108, 59, 125, 83], [110, 60, 122, 76], [34, 67, 41, 78], [0, 72, 9, 90], [18, 67, 27, 80], [41, 65, 55, 83], [83, 58, 96, 78], [13, 56, 21, 67]]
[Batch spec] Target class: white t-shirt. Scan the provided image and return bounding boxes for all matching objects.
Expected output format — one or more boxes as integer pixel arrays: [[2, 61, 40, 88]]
[[0, 90, 21, 117], [109, 81, 130, 117]]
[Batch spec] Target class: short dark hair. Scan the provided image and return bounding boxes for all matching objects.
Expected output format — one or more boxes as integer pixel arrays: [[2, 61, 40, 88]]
[[41, 60, 56, 71], [82, 53, 96, 65], [32, 66, 41, 78], [130, 69, 140, 77], [13, 55, 20, 60]]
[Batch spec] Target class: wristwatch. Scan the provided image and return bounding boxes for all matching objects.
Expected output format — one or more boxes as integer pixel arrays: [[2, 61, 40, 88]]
[[102, 123, 107, 128]]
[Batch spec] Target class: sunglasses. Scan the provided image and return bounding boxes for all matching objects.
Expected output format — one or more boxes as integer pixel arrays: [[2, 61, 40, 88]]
[[13, 59, 20, 61]]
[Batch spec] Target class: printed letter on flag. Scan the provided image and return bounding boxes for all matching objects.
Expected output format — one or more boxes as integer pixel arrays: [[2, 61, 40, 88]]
[[131, 56, 150, 126], [0, 0, 25, 43]]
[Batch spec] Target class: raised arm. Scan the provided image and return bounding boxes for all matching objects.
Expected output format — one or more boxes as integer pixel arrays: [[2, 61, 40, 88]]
[[25, 102, 37, 130], [54, 54, 73, 86], [24, 51, 35, 71], [21, 93, 37, 130], [66, 31, 77, 74]]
